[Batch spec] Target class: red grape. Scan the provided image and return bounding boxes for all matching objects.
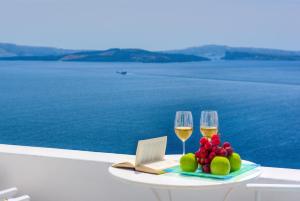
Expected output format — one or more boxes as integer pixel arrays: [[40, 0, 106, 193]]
[[225, 147, 233, 156], [211, 146, 218, 152], [204, 142, 212, 150], [209, 152, 216, 160], [198, 158, 205, 165], [204, 158, 210, 164], [195, 150, 201, 158], [202, 164, 211, 173], [219, 148, 228, 157], [211, 134, 220, 141], [212, 139, 220, 146], [200, 137, 209, 145], [223, 142, 231, 148]]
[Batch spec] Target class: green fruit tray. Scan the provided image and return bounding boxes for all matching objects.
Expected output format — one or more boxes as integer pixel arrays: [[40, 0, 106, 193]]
[[164, 163, 260, 180]]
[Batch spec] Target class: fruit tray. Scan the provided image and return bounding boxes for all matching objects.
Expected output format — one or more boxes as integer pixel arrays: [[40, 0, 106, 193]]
[[164, 163, 259, 180]]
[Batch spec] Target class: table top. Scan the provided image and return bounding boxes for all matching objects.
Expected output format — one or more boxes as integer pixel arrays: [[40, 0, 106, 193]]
[[109, 159, 262, 189]]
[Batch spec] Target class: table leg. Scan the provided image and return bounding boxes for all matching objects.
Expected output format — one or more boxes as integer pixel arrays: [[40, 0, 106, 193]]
[[222, 187, 233, 201], [151, 187, 232, 201], [150, 188, 162, 201], [167, 189, 172, 201], [150, 188, 173, 201]]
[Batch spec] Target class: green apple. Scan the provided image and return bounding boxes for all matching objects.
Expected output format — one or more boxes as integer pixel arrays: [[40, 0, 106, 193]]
[[228, 153, 242, 172], [210, 156, 230, 175], [180, 153, 198, 172]]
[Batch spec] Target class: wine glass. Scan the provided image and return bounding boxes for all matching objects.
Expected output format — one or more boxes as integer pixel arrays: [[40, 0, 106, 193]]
[[200, 110, 218, 139], [174, 111, 193, 155]]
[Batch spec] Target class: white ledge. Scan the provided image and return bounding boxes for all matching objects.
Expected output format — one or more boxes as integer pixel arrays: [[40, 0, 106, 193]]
[[247, 183, 300, 191], [0, 144, 133, 163], [0, 144, 299, 183]]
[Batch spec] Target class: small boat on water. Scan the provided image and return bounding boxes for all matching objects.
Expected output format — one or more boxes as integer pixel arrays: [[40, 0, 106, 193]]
[[116, 71, 127, 75]]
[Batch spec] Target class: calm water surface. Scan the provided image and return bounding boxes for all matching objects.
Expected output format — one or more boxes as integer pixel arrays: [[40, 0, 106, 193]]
[[0, 61, 299, 168]]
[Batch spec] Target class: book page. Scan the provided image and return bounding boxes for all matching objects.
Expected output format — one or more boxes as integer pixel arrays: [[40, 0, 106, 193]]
[[135, 136, 167, 166], [112, 159, 135, 168], [144, 159, 178, 170]]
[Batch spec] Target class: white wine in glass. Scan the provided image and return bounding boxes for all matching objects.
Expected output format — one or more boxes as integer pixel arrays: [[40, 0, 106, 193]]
[[175, 127, 193, 141], [174, 111, 193, 155], [200, 110, 218, 139]]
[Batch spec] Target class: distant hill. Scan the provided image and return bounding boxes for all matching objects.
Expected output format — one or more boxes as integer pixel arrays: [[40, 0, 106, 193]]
[[166, 45, 228, 60], [60, 48, 209, 63], [0, 43, 76, 57], [166, 45, 300, 61], [0, 43, 209, 63], [223, 51, 300, 61], [1, 42, 300, 62]]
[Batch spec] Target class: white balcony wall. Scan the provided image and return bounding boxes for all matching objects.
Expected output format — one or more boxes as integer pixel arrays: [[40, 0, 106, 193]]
[[0, 144, 299, 201]]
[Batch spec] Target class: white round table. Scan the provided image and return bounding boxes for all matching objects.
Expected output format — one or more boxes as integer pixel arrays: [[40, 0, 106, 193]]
[[109, 159, 262, 201]]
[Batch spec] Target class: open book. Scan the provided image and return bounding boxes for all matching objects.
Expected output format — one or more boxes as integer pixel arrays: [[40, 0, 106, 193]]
[[112, 136, 177, 174]]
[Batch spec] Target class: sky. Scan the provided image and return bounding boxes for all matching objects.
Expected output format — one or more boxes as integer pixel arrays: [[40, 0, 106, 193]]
[[0, 0, 299, 51]]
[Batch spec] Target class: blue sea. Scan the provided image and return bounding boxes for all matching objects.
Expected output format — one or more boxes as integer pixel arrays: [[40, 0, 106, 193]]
[[0, 61, 299, 169]]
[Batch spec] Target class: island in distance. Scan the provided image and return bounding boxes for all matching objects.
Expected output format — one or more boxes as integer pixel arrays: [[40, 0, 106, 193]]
[[166, 45, 300, 61], [0, 43, 208, 63], [60, 48, 208, 63], [0, 43, 300, 63]]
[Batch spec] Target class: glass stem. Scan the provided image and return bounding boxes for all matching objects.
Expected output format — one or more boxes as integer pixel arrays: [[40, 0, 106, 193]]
[[182, 141, 185, 155]]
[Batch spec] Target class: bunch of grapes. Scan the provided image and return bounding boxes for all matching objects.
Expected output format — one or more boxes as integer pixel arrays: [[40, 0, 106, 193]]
[[195, 134, 233, 173]]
